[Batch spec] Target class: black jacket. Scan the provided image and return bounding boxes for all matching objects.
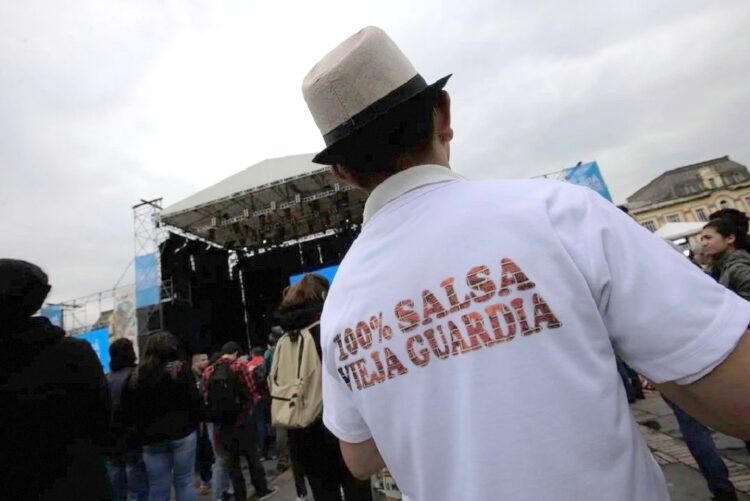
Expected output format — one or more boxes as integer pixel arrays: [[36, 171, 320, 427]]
[[0, 317, 111, 501], [122, 359, 201, 446]]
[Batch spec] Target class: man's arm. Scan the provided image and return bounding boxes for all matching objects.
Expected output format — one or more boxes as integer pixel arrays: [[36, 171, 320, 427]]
[[657, 330, 750, 439], [339, 438, 386, 480]]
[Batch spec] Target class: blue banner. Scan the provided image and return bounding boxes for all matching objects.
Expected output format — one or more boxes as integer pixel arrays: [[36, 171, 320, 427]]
[[564, 161, 613, 201], [135, 253, 160, 308], [77, 327, 110, 373], [40, 304, 63, 328], [290, 265, 340, 286]]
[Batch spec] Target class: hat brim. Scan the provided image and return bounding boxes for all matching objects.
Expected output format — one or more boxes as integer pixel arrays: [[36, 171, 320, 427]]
[[312, 74, 452, 165]]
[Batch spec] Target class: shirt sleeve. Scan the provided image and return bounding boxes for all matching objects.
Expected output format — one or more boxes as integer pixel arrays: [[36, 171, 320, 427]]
[[321, 328, 373, 443], [549, 184, 750, 384], [236, 362, 260, 403]]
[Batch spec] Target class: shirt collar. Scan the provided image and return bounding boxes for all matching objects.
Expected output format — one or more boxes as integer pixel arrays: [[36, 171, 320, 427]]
[[362, 164, 464, 224]]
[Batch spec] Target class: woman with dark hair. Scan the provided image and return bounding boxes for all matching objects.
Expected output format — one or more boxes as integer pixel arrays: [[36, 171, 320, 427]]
[[275, 274, 372, 501], [701, 215, 750, 298], [106, 338, 148, 500], [702, 212, 750, 459], [122, 332, 201, 501]]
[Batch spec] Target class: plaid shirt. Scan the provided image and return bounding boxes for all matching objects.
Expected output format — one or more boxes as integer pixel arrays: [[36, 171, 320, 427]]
[[202, 356, 260, 415]]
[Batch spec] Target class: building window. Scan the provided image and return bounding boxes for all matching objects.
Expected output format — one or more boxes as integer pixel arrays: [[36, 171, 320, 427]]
[[694, 208, 708, 222], [666, 213, 681, 223], [718, 199, 733, 209], [642, 220, 657, 232], [683, 183, 701, 195], [709, 178, 717, 189]]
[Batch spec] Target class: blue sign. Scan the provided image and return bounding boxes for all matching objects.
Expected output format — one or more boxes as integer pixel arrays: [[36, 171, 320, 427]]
[[564, 161, 613, 201], [40, 304, 63, 328], [77, 327, 110, 374], [290, 265, 340, 286], [135, 253, 160, 308]]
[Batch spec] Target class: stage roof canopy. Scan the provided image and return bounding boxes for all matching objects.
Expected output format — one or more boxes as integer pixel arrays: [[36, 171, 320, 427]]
[[159, 153, 367, 249]]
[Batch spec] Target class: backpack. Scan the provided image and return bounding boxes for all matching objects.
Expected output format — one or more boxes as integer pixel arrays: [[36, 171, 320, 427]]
[[206, 362, 243, 424], [269, 322, 323, 428]]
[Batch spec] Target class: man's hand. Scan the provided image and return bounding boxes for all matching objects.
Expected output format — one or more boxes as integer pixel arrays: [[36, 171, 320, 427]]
[[657, 330, 750, 439], [339, 438, 386, 480]]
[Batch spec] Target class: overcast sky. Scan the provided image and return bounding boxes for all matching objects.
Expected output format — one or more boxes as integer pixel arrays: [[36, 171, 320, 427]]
[[2, 0, 749, 302]]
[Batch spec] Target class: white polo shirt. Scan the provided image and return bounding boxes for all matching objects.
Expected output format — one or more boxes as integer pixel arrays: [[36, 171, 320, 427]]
[[320, 164, 750, 501]]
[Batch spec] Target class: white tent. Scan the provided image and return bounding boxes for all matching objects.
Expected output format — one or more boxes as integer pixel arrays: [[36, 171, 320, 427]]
[[654, 222, 705, 241], [158, 153, 367, 248]]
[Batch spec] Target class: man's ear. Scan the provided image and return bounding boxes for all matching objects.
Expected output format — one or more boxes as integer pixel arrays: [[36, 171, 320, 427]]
[[434, 90, 453, 144]]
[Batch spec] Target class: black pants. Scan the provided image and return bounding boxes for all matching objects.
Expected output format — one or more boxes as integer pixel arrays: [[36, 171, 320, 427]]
[[220, 415, 269, 498], [292, 456, 307, 497], [306, 474, 372, 501], [290, 422, 372, 501], [194, 423, 213, 483]]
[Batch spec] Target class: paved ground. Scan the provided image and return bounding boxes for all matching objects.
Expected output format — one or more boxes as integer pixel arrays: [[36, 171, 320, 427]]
[[194, 392, 750, 500], [633, 391, 750, 500]]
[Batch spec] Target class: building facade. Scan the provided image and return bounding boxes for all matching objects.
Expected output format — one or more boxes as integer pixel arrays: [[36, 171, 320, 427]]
[[627, 156, 750, 232]]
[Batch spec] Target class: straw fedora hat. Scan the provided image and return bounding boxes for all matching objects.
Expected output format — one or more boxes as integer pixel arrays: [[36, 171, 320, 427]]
[[302, 26, 451, 165]]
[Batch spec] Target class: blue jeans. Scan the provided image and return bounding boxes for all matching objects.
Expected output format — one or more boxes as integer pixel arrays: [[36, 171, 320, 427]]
[[252, 402, 270, 457], [107, 457, 149, 501], [665, 399, 736, 497], [207, 423, 231, 501], [142, 432, 197, 501]]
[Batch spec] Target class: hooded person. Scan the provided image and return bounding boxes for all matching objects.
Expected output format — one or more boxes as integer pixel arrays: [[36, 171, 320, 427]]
[[0, 259, 111, 500]]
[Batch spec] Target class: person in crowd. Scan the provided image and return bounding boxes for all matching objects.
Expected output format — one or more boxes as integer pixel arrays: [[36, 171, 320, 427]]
[[265, 326, 310, 500], [0, 259, 111, 500], [276, 274, 372, 501], [192, 352, 213, 495], [107, 338, 149, 501], [265, 327, 283, 374], [248, 346, 272, 460], [702, 210, 750, 458], [203, 350, 235, 501], [122, 331, 201, 501], [664, 397, 739, 500], [702, 212, 750, 299], [300, 26, 750, 500], [203, 342, 277, 501], [616, 356, 644, 403], [654, 247, 740, 501]]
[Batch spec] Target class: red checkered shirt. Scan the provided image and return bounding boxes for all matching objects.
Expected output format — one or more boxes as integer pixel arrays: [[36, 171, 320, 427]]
[[202, 355, 260, 416]]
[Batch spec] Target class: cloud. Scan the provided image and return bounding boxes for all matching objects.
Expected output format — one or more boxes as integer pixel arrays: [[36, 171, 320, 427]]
[[2, 0, 749, 302]]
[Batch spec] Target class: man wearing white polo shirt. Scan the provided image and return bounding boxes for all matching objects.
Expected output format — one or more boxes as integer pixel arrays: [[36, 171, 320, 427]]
[[300, 26, 750, 501]]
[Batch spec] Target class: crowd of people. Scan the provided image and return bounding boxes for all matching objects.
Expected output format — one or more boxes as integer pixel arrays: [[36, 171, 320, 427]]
[[0, 253, 377, 501]]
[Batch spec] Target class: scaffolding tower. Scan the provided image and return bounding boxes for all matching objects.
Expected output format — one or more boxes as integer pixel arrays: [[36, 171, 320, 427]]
[[133, 198, 172, 338]]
